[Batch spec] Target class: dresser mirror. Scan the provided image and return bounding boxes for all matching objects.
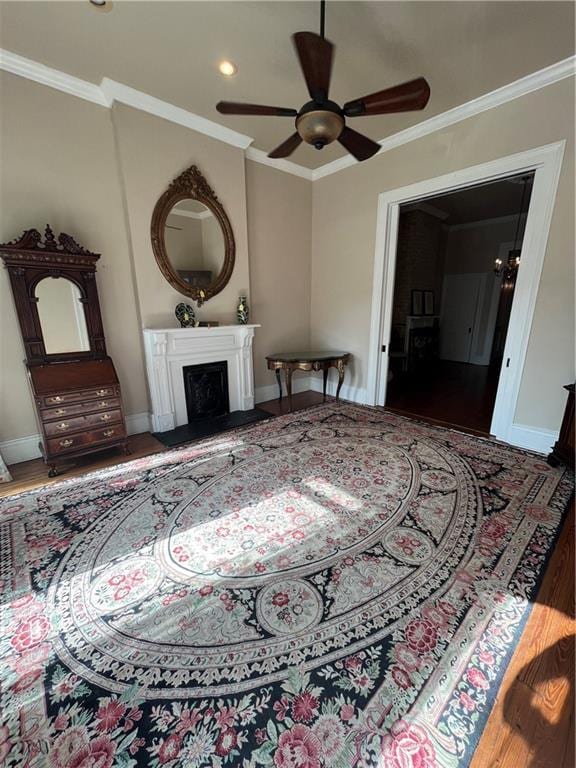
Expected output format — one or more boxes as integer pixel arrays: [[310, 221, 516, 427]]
[[0, 226, 129, 476], [151, 164, 234, 302], [36, 276, 90, 354]]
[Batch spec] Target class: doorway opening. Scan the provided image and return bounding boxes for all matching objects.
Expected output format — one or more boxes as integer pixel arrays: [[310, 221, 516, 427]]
[[385, 172, 534, 434]]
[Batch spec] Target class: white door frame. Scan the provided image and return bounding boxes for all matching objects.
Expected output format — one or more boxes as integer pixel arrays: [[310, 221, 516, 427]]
[[366, 140, 565, 445]]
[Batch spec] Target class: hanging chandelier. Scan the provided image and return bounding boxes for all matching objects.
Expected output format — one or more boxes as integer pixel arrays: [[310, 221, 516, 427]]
[[494, 175, 530, 279]]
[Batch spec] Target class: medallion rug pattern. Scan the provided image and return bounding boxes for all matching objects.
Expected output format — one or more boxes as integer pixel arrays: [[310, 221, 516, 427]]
[[0, 404, 572, 767]]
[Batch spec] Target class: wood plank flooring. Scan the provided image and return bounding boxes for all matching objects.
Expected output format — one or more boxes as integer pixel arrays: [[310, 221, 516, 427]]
[[1, 394, 573, 767], [470, 499, 574, 768]]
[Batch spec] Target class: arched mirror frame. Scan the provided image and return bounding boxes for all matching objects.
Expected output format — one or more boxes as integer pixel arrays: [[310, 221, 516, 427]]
[[151, 164, 235, 302], [0, 226, 107, 365]]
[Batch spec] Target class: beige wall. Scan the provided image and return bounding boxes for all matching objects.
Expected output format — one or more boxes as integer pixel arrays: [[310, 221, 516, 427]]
[[245, 162, 312, 389], [311, 78, 575, 432], [1, 67, 573, 447], [0, 72, 148, 442], [0, 72, 312, 446], [111, 103, 251, 329]]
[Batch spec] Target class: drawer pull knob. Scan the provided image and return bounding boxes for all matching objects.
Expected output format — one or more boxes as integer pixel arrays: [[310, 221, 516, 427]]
[[56, 422, 70, 431], [96, 389, 108, 396], [59, 439, 73, 448], [54, 409, 67, 416], [98, 401, 109, 408], [103, 429, 115, 437], [50, 396, 64, 403], [100, 413, 112, 422]]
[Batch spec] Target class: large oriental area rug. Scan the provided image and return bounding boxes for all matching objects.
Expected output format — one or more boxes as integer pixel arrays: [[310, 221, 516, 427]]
[[1, 404, 573, 768]]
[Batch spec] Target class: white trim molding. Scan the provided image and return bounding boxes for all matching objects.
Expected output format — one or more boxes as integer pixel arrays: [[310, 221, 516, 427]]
[[245, 147, 314, 181], [507, 424, 559, 455], [1, 47, 573, 181], [312, 56, 576, 181], [0, 48, 108, 106], [367, 140, 566, 449], [308, 373, 368, 406], [0, 411, 152, 466], [100, 78, 252, 150], [255, 375, 313, 405]]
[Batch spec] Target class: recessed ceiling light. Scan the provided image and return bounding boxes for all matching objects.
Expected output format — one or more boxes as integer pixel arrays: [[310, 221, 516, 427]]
[[218, 61, 237, 77], [89, 0, 107, 5]]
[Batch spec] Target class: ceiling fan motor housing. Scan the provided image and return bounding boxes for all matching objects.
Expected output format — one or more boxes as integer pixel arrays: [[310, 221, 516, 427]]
[[296, 100, 344, 149]]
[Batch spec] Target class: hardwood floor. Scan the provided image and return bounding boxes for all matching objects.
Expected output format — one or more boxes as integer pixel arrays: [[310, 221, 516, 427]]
[[386, 360, 501, 434], [1, 398, 573, 767], [470, 499, 575, 768], [0, 432, 165, 498], [257, 389, 330, 416]]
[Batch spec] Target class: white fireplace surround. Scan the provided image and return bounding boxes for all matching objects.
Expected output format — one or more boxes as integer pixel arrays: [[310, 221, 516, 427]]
[[143, 325, 260, 433]]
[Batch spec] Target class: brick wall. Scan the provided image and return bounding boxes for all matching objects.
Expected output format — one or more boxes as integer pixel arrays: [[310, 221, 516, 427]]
[[391, 210, 444, 348]]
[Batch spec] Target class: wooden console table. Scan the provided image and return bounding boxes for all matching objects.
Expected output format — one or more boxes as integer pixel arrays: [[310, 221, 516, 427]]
[[266, 351, 351, 412]]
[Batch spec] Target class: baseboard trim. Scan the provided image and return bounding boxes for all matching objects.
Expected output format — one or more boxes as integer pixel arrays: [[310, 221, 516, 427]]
[[1, 411, 152, 465], [308, 373, 368, 405], [0, 434, 42, 465], [255, 377, 313, 405], [125, 411, 151, 436], [507, 423, 558, 455]]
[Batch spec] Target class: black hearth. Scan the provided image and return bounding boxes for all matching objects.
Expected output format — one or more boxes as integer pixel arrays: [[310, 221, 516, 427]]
[[153, 361, 270, 448], [183, 361, 229, 423]]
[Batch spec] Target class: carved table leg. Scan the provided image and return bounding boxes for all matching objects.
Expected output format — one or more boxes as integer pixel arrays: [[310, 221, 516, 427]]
[[284, 367, 293, 413], [275, 369, 282, 401], [323, 368, 329, 403], [335, 361, 346, 402]]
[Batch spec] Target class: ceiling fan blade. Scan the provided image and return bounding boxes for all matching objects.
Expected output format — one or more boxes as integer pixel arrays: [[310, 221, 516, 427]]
[[338, 126, 380, 162], [268, 132, 303, 159], [343, 77, 430, 117], [292, 31, 333, 101], [216, 101, 297, 117]]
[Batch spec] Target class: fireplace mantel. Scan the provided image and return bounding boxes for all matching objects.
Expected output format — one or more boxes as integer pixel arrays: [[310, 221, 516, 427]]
[[143, 325, 260, 433]]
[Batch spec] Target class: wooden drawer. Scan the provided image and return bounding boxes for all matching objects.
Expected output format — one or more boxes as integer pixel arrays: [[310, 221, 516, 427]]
[[47, 424, 126, 456], [43, 386, 118, 408], [44, 409, 122, 437], [42, 397, 121, 420]]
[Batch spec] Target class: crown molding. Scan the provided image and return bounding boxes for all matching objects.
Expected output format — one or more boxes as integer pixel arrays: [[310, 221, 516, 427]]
[[1, 47, 573, 182], [100, 78, 252, 149], [312, 55, 576, 181], [245, 146, 314, 181], [0, 48, 108, 106], [0, 48, 252, 150]]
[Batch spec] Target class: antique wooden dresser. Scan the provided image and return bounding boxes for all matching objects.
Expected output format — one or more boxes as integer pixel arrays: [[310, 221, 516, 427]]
[[0, 226, 129, 476]]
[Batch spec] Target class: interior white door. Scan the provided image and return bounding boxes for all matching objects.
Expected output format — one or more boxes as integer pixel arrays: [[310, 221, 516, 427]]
[[439, 273, 480, 362]]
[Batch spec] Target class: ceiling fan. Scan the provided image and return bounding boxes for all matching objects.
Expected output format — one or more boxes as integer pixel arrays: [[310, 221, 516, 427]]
[[216, 1, 430, 162]]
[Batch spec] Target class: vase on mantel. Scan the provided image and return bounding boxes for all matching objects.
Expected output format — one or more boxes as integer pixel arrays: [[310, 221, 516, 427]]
[[237, 296, 249, 325]]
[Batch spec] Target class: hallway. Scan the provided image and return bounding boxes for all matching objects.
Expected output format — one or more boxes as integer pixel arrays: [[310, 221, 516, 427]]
[[386, 360, 501, 434]]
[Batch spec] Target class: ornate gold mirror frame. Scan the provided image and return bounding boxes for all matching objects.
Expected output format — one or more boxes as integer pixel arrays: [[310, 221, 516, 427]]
[[150, 165, 235, 302]]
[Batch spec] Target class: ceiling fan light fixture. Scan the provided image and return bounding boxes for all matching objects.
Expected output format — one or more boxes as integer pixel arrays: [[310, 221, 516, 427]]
[[296, 109, 344, 149]]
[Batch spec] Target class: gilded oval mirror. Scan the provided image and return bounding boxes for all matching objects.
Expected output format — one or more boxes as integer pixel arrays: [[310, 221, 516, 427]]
[[151, 165, 234, 302]]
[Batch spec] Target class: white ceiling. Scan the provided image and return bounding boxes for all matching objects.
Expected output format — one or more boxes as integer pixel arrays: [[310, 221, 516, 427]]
[[1, 1, 574, 169]]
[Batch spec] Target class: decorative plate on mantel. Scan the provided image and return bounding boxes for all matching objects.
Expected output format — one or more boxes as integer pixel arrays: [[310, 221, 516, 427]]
[[174, 302, 196, 328]]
